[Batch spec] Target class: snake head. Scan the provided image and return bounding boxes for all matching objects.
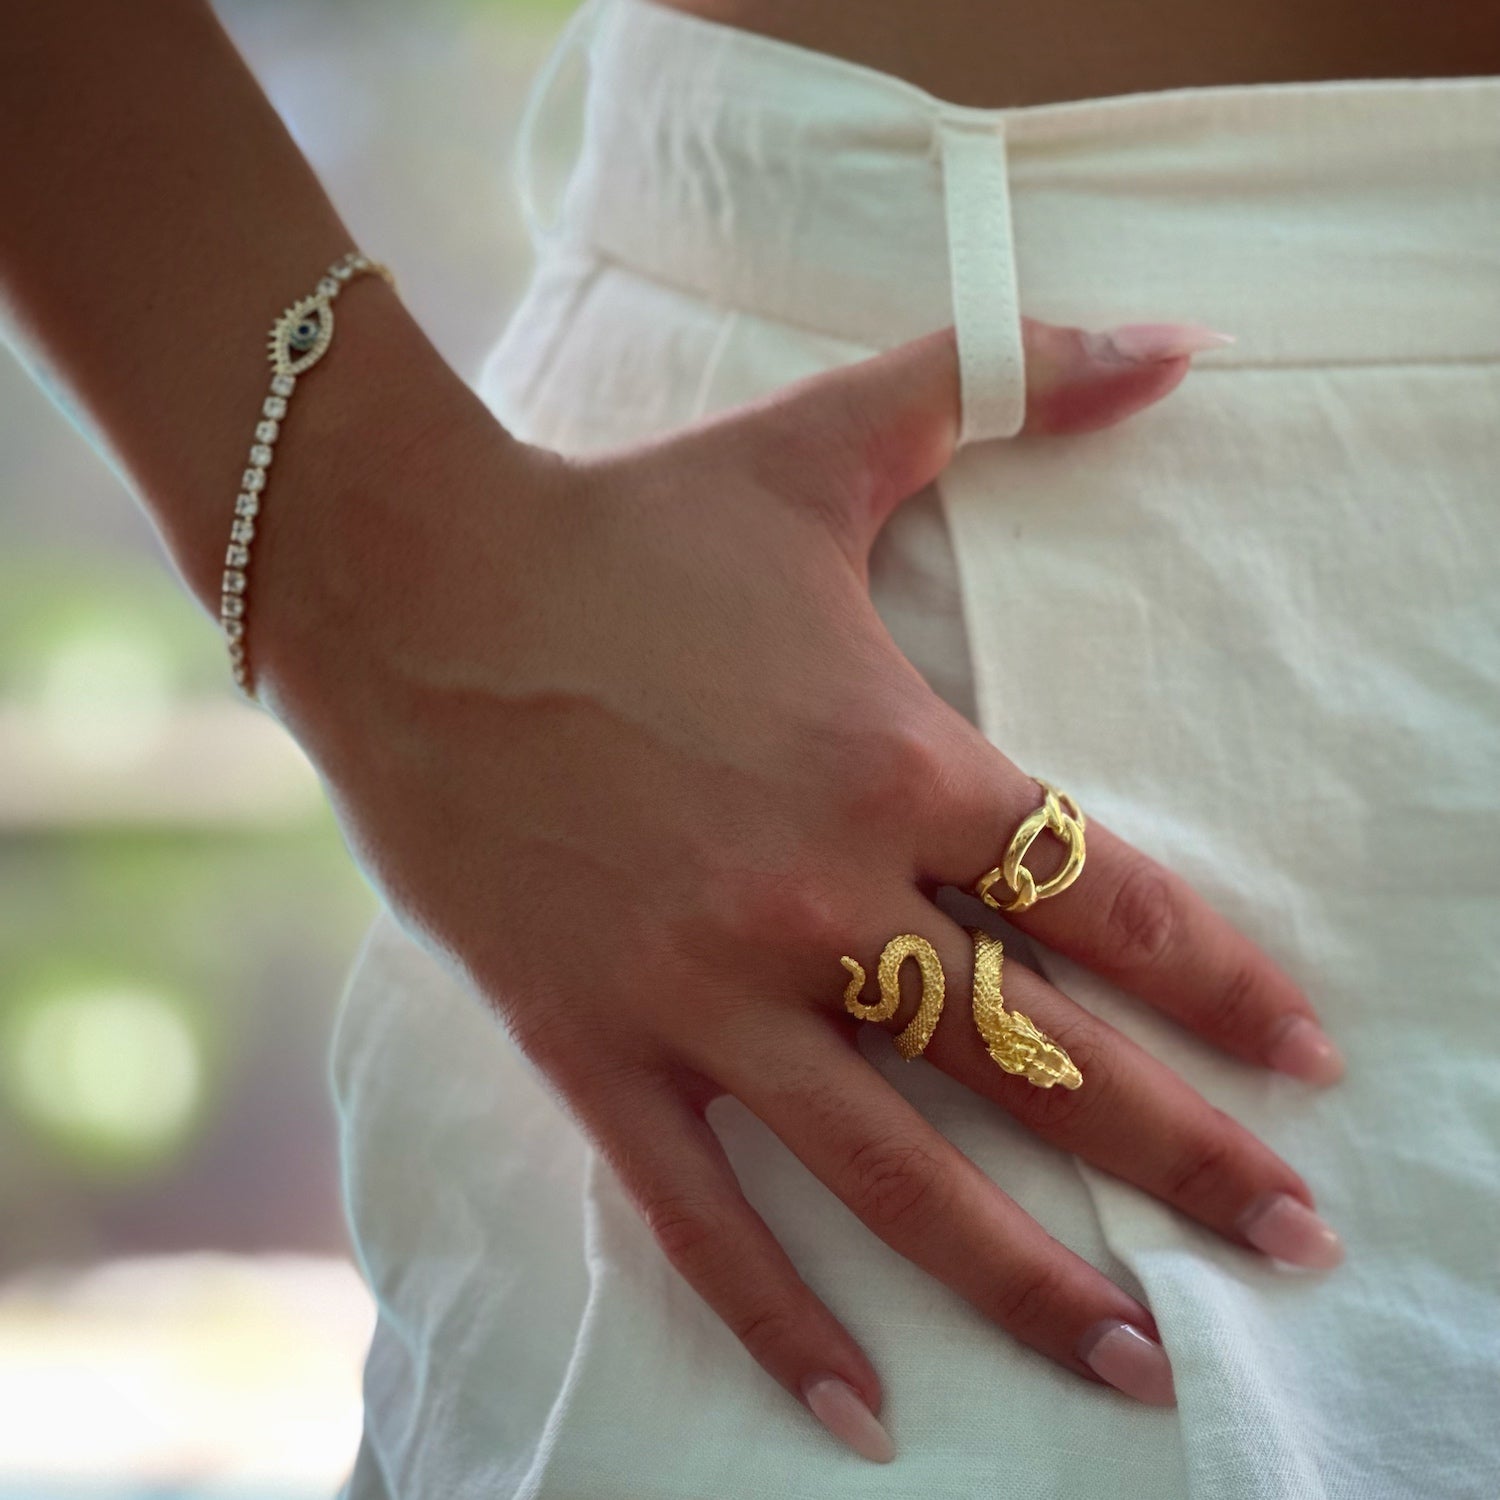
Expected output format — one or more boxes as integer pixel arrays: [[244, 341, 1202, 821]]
[[1007, 1010, 1085, 1090], [974, 992, 1084, 1090]]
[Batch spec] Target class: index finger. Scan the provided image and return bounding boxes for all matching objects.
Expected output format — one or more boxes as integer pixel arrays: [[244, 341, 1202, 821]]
[[918, 759, 1345, 1085]]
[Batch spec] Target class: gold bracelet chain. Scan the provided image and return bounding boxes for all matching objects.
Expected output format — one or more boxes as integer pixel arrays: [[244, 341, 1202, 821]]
[[220, 249, 396, 700]]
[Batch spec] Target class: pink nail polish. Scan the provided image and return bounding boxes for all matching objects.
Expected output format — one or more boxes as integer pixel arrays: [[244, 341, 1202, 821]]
[[801, 1374, 896, 1463], [1076, 1319, 1177, 1406], [1088, 322, 1237, 364], [1237, 1191, 1345, 1269], [1266, 1015, 1345, 1086]]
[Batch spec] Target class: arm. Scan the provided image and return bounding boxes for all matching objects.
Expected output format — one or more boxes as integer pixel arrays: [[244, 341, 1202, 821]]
[[0, 0, 508, 695]]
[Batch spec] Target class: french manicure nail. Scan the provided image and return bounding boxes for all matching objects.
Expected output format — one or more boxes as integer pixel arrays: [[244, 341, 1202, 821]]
[[1076, 1319, 1177, 1406], [801, 1373, 896, 1463], [1266, 1014, 1345, 1086], [1237, 1191, 1345, 1269], [1089, 322, 1237, 364]]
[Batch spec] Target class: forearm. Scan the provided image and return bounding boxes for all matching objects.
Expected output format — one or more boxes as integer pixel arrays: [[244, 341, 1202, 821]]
[[0, 1, 511, 663]]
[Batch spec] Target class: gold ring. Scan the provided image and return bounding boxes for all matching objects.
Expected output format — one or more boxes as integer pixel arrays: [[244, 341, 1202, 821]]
[[968, 929, 1082, 1089], [839, 933, 944, 1060], [837, 930, 1083, 1088], [973, 777, 1086, 914]]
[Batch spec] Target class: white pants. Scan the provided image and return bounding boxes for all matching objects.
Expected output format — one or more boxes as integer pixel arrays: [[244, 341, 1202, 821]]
[[333, 2, 1500, 1494]]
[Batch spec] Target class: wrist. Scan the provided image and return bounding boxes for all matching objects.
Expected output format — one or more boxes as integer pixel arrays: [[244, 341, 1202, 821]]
[[231, 272, 530, 733]]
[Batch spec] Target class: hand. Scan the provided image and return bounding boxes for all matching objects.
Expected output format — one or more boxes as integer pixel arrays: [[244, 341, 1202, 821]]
[[256, 315, 1343, 1459]]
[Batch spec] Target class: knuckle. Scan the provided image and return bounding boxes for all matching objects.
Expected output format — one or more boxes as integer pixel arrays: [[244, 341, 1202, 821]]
[[843, 1134, 948, 1235], [751, 393, 867, 539], [1013, 1065, 1105, 1141], [683, 850, 847, 973], [641, 1193, 733, 1277], [727, 1298, 801, 1365], [1003, 1025, 1112, 1141], [986, 1254, 1073, 1338], [1104, 858, 1180, 971], [817, 381, 881, 497], [1007, 1082, 1079, 1136], [848, 725, 955, 822], [1204, 959, 1270, 1044], [1162, 1120, 1237, 1206], [739, 870, 849, 958]]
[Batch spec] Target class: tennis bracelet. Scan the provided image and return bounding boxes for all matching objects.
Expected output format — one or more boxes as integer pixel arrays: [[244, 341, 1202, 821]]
[[220, 248, 396, 700]]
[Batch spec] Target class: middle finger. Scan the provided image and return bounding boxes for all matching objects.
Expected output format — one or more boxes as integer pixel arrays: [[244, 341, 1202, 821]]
[[915, 748, 1344, 1086], [875, 891, 1346, 1269]]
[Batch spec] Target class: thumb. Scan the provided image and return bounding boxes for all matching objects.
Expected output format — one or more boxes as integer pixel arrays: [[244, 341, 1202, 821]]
[[741, 316, 1232, 559]]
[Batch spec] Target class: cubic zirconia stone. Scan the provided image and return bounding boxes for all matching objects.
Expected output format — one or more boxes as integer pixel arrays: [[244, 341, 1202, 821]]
[[263, 396, 288, 420], [226, 543, 249, 567], [222, 594, 244, 619], [333, 263, 353, 280], [241, 466, 265, 492], [271, 373, 296, 397], [223, 569, 246, 594], [235, 493, 259, 517], [223, 618, 245, 641], [317, 277, 339, 297], [255, 420, 279, 444], [231, 518, 255, 542], [250, 444, 273, 467], [350, 254, 369, 270]]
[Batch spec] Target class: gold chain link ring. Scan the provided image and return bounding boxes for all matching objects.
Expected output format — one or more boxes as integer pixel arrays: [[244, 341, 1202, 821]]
[[973, 778, 1087, 915]]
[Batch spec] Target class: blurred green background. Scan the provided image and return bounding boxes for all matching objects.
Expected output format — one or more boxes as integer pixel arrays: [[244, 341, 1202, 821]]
[[0, 0, 584, 1492]]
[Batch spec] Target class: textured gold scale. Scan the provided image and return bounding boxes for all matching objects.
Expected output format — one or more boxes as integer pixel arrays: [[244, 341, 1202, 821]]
[[839, 929, 1082, 1089], [839, 932, 945, 1060], [969, 928, 1083, 1090]]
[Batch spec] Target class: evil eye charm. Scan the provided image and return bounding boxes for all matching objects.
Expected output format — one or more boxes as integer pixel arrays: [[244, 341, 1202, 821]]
[[267, 293, 334, 376]]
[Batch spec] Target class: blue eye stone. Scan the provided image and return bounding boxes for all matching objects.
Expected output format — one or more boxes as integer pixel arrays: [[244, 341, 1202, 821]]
[[289, 316, 321, 350]]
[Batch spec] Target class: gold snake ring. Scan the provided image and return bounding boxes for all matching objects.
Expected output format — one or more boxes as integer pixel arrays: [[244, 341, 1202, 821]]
[[839, 932, 945, 1060], [969, 929, 1082, 1089], [839, 930, 1082, 1088]]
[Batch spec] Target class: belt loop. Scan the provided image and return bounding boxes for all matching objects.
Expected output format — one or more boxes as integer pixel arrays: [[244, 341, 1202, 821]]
[[513, 0, 610, 250], [936, 112, 1027, 445]]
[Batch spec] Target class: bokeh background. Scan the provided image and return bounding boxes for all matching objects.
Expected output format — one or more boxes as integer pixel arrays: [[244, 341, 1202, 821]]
[[0, 1, 584, 1492]]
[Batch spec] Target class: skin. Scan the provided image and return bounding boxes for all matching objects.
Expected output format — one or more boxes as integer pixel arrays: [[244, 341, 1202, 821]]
[[1, 0, 1367, 1458], [658, 0, 1500, 109]]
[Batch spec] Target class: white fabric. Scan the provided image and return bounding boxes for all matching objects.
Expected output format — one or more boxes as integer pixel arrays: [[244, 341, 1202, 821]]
[[333, 2, 1500, 1494]]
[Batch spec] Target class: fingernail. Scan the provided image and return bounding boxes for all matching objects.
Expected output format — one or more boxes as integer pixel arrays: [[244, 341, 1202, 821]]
[[1266, 1015, 1345, 1086], [1088, 322, 1237, 364], [1076, 1319, 1177, 1406], [1237, 1191, 1345, 1269], [801, 1373, 896, 1463]]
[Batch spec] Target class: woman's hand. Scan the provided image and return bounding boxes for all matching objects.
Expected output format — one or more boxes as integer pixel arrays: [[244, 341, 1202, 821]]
[[254, 315, 1343, 1459]]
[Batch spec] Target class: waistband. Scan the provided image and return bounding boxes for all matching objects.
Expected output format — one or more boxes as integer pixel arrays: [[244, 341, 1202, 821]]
[[517, 0, 1500, 441]]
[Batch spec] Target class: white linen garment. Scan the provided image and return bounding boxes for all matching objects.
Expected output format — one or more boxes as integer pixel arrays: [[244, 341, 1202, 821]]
[[332, 1, 1500, 1494]]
